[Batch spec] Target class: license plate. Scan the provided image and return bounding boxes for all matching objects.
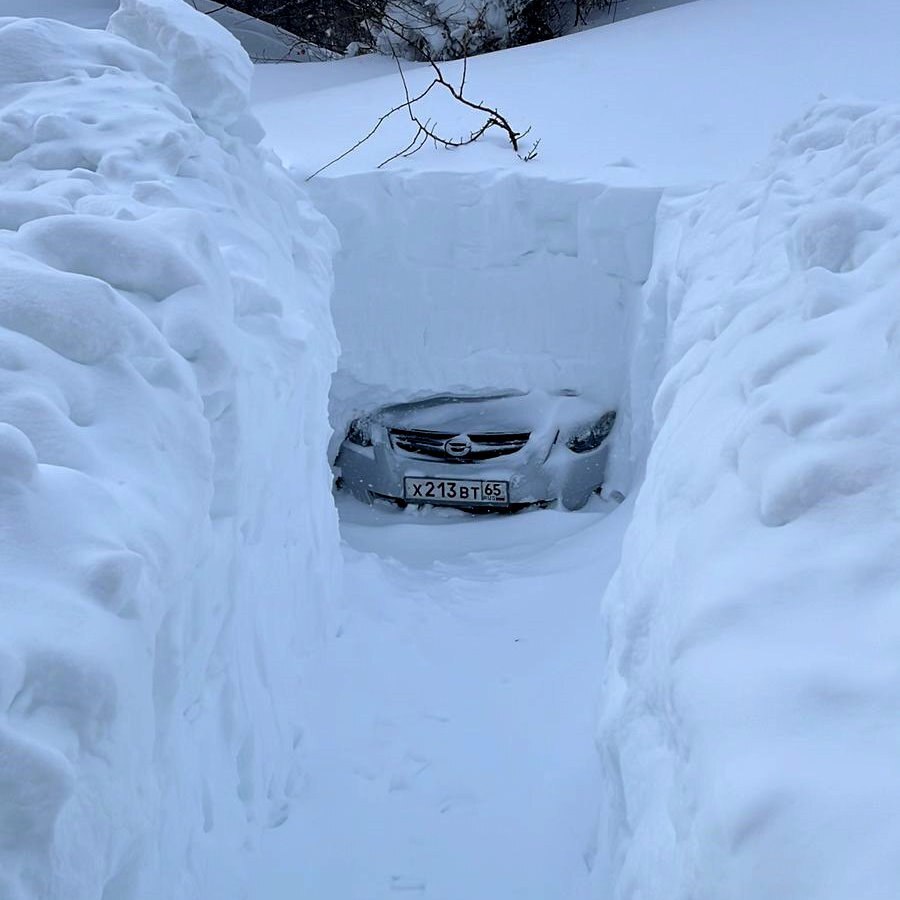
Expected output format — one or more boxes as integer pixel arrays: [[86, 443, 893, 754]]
[[404, 477, 509, 505]]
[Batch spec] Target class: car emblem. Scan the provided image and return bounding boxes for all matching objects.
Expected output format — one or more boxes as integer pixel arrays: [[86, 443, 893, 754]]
[[445, 435, 472, 458]]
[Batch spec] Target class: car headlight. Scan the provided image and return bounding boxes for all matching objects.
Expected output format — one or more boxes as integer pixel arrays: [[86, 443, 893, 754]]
[[346, 417, 373, 447], [566, 411, 616, 453]]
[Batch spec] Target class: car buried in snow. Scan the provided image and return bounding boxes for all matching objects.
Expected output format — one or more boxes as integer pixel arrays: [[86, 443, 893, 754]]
[[334, 390, 616, 512]]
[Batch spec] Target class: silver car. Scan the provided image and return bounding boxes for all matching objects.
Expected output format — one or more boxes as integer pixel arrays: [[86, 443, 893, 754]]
[[334, 390, 616, 511]]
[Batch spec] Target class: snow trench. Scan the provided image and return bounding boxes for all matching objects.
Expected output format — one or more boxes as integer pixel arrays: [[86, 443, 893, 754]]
[[309, 170, 660, 493], [6, 4, 896, 898], [0, 4, 339, 898], [314, 105, 900, 900]]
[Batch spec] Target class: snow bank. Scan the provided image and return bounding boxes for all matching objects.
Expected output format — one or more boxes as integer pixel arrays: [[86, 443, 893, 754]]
[[600, 99, 900, 900], [0, 5, 338, 899], [110, 0, 254, 129], [311, 170, 658, 465]]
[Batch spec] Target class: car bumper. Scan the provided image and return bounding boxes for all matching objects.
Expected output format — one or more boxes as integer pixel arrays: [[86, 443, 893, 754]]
[[334, 435, 610, 510]]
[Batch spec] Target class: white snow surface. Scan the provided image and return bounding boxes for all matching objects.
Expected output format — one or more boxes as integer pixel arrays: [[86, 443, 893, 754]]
[[4, 0, 900, 898], [0, 4, 339, 899], [0, 0, 116, 29], [258, 496, 628, 900], [600, 99, 900, 900], [252, 0, 900, 184]]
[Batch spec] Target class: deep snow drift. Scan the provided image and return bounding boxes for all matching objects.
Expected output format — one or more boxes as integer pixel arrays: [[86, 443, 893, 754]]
[[0, 3, 338, 898], [600, 99, 900, 900]]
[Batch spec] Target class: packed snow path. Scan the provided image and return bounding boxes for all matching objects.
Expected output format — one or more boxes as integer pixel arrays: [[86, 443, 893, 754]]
[[257, 497, 627, 899]]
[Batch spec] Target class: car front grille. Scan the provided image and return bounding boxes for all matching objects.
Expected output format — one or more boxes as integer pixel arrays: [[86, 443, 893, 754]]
[[389, 428, 530, 463]]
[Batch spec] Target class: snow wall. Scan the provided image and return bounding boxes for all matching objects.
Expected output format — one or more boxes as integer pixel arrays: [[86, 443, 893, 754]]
[[599, 99, 900, 900], [0, 4, 339, 898], [310, 171, 660, 486]]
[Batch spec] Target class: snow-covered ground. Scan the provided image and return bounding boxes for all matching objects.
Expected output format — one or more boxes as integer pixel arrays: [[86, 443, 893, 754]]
[[258, 497, 627, 899], [3, 0, 900, 899], [252, 0, 900, 184]]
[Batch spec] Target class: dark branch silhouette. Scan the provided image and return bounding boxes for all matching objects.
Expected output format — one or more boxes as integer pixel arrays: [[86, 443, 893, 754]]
[[308, 56, 538, 179]]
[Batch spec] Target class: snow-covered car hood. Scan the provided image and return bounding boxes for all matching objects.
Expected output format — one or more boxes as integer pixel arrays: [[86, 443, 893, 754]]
[[371, 390, 607, 436]]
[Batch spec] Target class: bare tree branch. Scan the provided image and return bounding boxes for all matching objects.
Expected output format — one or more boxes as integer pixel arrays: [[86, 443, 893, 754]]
[[305, 71, 440, 179], [308, 54, 538, 179]]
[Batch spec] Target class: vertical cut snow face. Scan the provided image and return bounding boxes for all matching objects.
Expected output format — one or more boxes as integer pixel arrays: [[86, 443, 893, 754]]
[[600, 99, 900, 900], [0, 4, 339, 899], [312, 171, 658, 483]]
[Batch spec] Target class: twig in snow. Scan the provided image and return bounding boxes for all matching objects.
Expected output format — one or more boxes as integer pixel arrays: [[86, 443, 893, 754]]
[[307, 54, 538, 179]]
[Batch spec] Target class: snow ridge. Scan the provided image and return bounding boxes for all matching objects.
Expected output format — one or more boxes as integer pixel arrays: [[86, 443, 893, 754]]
[[600, 98, 900, 900], [0, 5, 338, 898]]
